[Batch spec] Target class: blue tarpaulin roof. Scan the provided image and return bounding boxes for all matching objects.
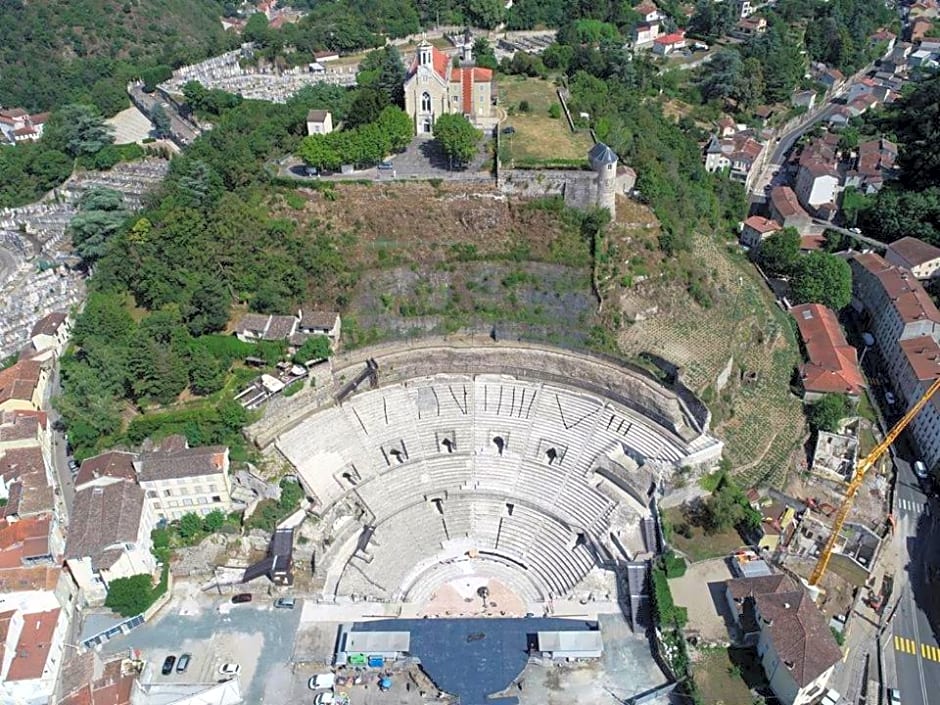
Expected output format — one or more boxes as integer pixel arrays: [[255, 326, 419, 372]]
[[349, 618, 599, 705]]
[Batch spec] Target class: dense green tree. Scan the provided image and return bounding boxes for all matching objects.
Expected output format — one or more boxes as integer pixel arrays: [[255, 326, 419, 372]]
[[689, 0, 736, 39], [472, 38, 499, 70], [182, 277, 230, 336], [188, 345, 226, 396], [68, 187, 129, 263], [293, 335, 332, 364], [178, 512, 203, 539], [755, 227, 800, 277], [346, 87, 388, 129], [376, 106, 414, 151], [695, 49, 743, 103], [433, 113, 481, 167], [790, 251, 852, 310], [203, 509, 226, 532], [467, 0, 504, 28], [807, 393, 850, 432], [140, 65, 174, 93], [150, 104, 172, 139], [104, 574, 158, 617], [44, 104, 114, 158]]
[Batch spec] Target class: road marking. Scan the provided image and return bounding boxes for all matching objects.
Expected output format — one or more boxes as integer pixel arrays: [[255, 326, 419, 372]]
[[922, 643, 940, 662], [896, 635, 918, 654], [899, 499, 928, 513]]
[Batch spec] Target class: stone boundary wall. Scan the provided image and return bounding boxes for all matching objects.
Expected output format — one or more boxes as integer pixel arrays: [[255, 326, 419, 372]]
[[499, 168, 598, 210], [246, 339, 719, 454]]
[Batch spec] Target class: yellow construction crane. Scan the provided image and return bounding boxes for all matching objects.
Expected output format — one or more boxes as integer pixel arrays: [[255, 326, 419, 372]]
[[808, 375, 940, 586]]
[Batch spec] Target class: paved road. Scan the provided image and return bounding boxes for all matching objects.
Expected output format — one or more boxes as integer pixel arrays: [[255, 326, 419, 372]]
[[891, 455, 940, 705], [810, 219, 887, 251]]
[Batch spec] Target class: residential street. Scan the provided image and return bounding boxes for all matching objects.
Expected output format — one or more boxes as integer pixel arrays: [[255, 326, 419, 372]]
[[890, 455, 940, 705]]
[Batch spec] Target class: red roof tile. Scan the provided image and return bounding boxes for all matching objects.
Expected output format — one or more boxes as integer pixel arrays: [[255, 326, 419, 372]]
[[792, 303, 865, 395], [0, 360, 43, 407], [0, 516, 52, 568], [854, 252, 940, 324], [654, 31, 686, 45], [900, 336, 940, 381], [7, 608, 61, 681], [886, 236, 940, 269], [744, 216, 781, 234]]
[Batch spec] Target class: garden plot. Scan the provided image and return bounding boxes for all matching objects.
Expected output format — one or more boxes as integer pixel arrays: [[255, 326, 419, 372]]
[[498, 75, 594, 165]]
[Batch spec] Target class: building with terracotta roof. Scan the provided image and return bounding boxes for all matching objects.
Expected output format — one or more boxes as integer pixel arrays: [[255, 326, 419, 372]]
[[404, 40, 494, 136], [852, 252, 940, 469], [850, 252, 940, 352], [885, 236, 940, 280], [0, 359, 49, 412], [135, 436, 234, 522], [791, 304, 865, 400], [27, 312, 71, 361], [794, 135, 840, 217], [73, 451, 138, 491], [844, 138, 897, 194], [0, 108, 49, 145], [65, 479, 156, 607], [0, 606, 69, 705], [704, 132, 765, 182], [58, 656, 137, 705], [890, 336, 940, 468], [740, 215, 781, 248], [724, 575, 842, 705], [769, 186, 812, 230], [0, 446, 56, 522], [652, 31, 687, 55]]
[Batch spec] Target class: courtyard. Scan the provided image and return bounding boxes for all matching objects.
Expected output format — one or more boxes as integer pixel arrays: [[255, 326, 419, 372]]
[[667, 558, 737, 643]]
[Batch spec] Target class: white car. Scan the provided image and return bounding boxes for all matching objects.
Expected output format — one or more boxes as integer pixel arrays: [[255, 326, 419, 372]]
[[308, 673, 335, 690], [218, 663, 241, 676], [314, 694, 335, 705], [888, 688, 902, 705], [885, 391, 896, 405], [914, 460, 928, 478]]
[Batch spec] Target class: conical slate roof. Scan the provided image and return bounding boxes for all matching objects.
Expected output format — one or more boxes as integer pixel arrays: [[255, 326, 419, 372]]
[[588, 142, 618, 167]]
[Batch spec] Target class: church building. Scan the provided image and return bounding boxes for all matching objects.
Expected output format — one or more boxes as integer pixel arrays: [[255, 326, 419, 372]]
[[403, 39, 495, 135]]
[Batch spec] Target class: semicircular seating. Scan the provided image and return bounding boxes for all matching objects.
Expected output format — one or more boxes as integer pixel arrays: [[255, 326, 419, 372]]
[[276, 372, 701, 602]]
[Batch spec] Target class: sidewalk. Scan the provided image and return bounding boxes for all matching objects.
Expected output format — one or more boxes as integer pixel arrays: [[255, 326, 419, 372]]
[[828, 519, 899, 703]]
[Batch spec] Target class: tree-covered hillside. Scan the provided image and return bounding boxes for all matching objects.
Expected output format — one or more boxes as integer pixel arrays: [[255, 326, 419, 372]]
[[0, 0, 235, 114]]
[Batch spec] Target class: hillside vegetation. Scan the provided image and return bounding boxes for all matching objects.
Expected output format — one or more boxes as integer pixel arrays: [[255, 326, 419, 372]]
[[0, 0, 234, 113]]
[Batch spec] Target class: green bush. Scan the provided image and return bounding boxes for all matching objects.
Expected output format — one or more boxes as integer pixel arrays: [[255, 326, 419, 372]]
[[651, 563, 688, 629], [548, 103, 562, 119], [283, 379, 304, 397], [662, 549, 687, 578], [105, 573, 163, 617]]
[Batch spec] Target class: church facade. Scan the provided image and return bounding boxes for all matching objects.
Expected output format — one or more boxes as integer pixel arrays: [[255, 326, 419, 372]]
[[403, 40, 495, 135]]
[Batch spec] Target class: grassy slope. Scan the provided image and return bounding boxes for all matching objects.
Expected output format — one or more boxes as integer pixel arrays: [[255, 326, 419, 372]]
[[0, 0, 230, 111], [608, 198, 805, 488]]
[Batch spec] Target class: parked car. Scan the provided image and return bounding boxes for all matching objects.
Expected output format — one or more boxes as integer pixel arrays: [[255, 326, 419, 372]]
[[161, 656, 176, 675], [219, 663, 241, 676], [314, 693, 335, 705], [308, 674, 335, 690], [501, 126, 515, 135], [68, 458, 79, 473], [885, 391, 897, 406], [231, 593, 252, 604], [914, 460, 928, 478], [888, 688, 901, 705], [274, 597, 296, 609], [377, 161, 394, 171], [176, 654, 191, 673]]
